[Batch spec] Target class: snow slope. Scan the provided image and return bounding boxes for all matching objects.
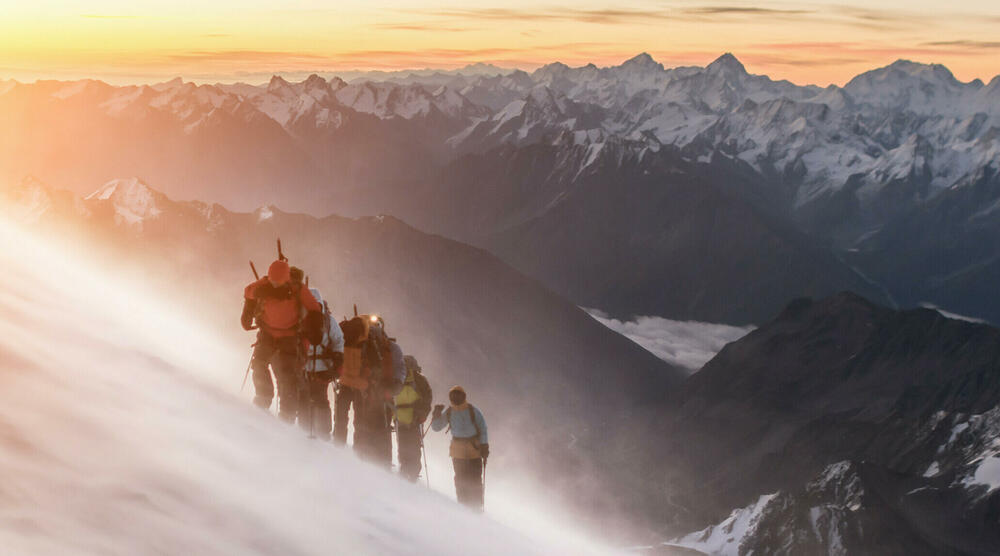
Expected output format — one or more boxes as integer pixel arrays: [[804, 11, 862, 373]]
[[0, 217, 614, 556]]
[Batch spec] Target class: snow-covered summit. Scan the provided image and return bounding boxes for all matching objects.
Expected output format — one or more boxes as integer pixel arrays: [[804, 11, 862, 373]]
[[86, 177, 165, 226]]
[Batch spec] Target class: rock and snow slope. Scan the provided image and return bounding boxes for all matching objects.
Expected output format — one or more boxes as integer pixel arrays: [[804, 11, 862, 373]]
[[0, 217, 614, 556]]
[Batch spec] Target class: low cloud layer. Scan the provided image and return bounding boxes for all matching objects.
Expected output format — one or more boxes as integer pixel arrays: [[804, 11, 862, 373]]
[[587, 310, 754, 373]]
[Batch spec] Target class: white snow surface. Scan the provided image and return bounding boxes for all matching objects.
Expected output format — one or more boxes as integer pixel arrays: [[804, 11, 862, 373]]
[[586, 309, 754, 372], [665, 493, 778, 555], [0, 218, 614, 556], [968, 457, 1000, 493]]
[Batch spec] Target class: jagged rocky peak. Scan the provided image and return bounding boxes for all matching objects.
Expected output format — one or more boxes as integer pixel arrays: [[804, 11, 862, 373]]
[[706, 52, 748, 75], [266, 74, 294, 93], [531, 60, 572, 80], [620, 52, 664, 72], [302, 73, 328, 89]]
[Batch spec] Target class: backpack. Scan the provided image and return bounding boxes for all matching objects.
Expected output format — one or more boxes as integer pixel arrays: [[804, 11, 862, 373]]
[[394, 369, 433, 426], [338, 316, 371, 390], [413, 372, 432, 424]]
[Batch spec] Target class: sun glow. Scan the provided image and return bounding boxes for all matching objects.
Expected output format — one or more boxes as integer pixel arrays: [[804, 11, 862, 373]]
[[2, 1, 999, 85]]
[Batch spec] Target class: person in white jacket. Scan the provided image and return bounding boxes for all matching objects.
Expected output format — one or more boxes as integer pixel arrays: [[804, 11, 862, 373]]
[[298, 288, 345, 440]]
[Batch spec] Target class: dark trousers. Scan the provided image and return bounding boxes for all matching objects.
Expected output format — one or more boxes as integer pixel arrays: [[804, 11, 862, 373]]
[[333, 386, 362, 446], [357, 396, 392, 467], [453, 458, 485, 511], [298, 371, 335, 439], [334, 387, 391, 465], [250, 333, 300, 422], [397, 424, 423, 482]]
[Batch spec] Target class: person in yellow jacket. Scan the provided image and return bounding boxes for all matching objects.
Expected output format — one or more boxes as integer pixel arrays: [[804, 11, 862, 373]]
[[394, 355, 432, 482], [431, 386, 489, 511]]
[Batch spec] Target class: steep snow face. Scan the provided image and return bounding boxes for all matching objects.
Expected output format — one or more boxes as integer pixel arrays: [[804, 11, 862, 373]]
[[0, 218, 614, 556]]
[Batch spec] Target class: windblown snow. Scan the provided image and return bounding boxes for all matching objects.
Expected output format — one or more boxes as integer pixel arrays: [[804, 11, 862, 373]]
[[0, 218, 613, 556]]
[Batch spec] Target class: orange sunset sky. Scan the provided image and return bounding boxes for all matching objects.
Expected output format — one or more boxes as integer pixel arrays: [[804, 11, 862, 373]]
[[2, 0, 999, 86]]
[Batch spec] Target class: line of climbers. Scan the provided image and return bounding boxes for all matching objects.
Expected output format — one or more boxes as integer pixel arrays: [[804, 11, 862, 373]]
[[240, 255, 490, 510]]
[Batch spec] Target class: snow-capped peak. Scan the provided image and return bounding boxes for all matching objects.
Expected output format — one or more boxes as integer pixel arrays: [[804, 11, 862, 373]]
[[620, 52, 664, 73], [706, 53, 748, 76], [85, 177, 164, 226], [256, 204, 276, 222]]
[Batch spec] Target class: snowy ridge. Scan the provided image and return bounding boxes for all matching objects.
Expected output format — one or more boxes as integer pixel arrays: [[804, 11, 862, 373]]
[[665, 493, 778, 555]]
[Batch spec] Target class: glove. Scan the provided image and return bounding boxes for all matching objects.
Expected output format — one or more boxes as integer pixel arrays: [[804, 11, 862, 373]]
[[432, 404, 445, 418], [240, 299, 256, 331], [303, 311, 324, 345], [479, 444, 490, 460]]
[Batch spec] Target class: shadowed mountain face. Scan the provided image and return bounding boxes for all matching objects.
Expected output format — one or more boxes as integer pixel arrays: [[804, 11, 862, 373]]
[[1, 177, 684, 539], [650, 293, 1000, 554], [852, 165, 1000, 324], [402, 139, 890, 325]]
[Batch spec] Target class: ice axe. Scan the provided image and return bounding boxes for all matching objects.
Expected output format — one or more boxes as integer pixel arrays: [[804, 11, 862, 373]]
[[277, 238, 287, 262], [249, 261, 259, 280]]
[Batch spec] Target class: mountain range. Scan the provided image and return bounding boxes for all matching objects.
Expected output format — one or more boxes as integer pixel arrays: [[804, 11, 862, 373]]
[[3, 53, 998, 324]]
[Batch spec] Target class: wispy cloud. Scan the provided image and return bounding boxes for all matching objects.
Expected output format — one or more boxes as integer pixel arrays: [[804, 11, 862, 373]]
[[413, 7, 673, 24], [375, 23, 477, 33], [923, 40, 1000, 49], [681, 6, 812, 16]]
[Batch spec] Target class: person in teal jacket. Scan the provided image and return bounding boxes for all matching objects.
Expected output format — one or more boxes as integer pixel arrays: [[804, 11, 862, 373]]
[[431, 385, 489, 511]]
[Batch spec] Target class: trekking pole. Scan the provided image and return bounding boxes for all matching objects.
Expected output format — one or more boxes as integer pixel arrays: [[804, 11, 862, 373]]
[[482, 457, 488, 511], [307, 345, 317, 439], [419, 423, 430, 488], [277, 238, 287, 262], [249, 261, 259, 280], [240, 343, 256, 392], [240, 357, 252, 392]]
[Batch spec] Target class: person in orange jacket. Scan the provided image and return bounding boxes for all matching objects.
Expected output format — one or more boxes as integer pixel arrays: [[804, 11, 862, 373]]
[[241, 259, 322, 422]]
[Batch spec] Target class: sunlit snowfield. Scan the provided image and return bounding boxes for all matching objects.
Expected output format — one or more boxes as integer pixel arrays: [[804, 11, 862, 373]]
[[0, 218, 618, 556]]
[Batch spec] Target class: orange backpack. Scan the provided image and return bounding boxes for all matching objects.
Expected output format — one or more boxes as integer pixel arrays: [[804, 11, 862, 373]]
[[339, 316, 370, 390]]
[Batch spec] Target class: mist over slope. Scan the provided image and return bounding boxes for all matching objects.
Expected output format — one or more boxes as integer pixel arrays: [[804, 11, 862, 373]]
[[0, 217, 614, 556], [1, 176, 685, 540]]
